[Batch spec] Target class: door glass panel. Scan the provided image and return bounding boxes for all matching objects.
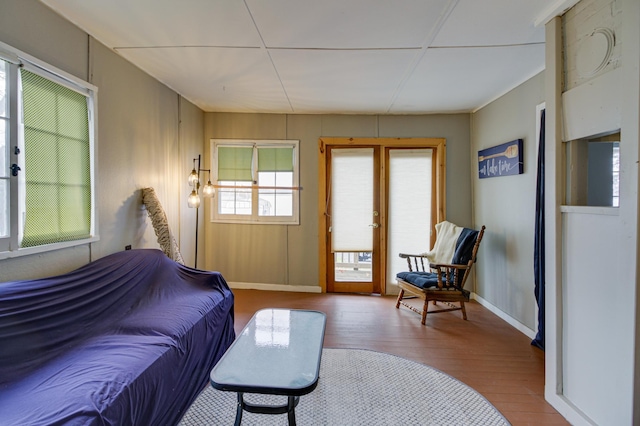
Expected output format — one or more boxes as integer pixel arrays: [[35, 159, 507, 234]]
[[334, 251, 372, 282], [387, 149, 432, 285], [330, 148, 373, 252]]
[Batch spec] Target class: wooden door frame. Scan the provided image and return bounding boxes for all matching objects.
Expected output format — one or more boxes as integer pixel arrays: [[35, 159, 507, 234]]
[[318, 137, 446, 294]]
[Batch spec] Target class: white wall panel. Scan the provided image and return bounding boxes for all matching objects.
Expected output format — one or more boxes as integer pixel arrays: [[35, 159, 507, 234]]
[[562, 68, 622, 141], [562, 211, 633, 425]]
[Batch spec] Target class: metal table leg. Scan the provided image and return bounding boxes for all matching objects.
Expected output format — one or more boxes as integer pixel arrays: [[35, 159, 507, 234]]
[[235, 392, 300, 425]]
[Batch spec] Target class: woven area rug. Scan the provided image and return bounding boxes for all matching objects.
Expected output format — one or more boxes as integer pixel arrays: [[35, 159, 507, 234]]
[[179, 348, 510, 425]]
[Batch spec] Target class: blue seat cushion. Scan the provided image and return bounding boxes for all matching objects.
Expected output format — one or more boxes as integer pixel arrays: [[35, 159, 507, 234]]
[[396, 271, 470, 300], [396, 271, 446, 289]]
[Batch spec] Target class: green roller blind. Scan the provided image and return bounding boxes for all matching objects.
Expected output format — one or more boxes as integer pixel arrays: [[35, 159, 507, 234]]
[[218, 146, 253, 181], [258, 147, 293, 172], [20, 69, 91, 247]]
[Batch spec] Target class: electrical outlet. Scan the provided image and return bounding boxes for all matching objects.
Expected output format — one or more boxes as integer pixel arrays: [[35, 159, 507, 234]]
[[125, 245, 132, 250]]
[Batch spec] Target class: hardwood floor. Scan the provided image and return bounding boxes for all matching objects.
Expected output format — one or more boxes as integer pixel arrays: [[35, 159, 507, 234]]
[[231, 289, 569, 426]]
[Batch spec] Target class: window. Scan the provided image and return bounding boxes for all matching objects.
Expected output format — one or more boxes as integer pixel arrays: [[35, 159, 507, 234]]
[[0, 42, 97, 258], [0, 59, 9, 242], [211, 139, 299, 224], [612, 144, 620, 207], [564, 133, 620, 208]]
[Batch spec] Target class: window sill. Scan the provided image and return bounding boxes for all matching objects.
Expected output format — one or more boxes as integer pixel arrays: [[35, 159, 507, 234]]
[[211, 219, 300, 225], [0, 235, 100, 261], [560, 205, 619, 216]]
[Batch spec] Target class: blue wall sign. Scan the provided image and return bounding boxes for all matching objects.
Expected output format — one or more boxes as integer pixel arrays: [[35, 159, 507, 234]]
[[478, 139, 523, 179]]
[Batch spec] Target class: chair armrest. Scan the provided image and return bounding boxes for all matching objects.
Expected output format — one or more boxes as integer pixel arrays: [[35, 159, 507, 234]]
[[429, 263, 470, 290], [429, 262, 468, 270], [398, 253, 430, 272], [398, 253, 429, 259]]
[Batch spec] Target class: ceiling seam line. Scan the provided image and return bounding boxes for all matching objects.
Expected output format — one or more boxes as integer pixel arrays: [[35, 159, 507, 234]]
[[265, 47, 422, 51], [386, 0, 460, 114], [430, 42, 545, 49], [243, 0, 294, 113], [112, 43, 543, 51], [113, 45, 262, 50]]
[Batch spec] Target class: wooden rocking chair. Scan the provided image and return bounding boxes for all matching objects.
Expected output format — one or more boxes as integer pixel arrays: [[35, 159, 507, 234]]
[[395, 221, 485, 325]]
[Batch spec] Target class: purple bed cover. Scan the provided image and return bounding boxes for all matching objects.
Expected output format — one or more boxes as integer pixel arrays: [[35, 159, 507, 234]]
[[0, 249, 235, 425]]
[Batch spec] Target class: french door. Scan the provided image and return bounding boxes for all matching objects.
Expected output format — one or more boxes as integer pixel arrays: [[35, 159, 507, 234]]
[[318, 138, 446, 294], [326, 146, 381, 293]]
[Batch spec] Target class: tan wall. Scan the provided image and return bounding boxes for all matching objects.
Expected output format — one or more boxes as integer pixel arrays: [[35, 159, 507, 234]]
[[203, 113, 472, 292], [0, 0, 204, 281], [471, 72, 545, 331], [179, 99, 206, 268]]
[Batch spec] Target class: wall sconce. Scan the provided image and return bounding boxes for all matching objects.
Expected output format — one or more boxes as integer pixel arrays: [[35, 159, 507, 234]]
[[187, 154, 214, 268], [187, 154, 214, 208]]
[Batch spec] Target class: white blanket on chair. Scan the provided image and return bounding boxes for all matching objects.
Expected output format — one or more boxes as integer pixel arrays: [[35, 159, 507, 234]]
[[424, 221, 463, 266]]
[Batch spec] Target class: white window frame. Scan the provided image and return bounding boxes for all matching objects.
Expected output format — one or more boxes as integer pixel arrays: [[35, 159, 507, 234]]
[[210, 139, 300, 225], [0, 41, 98, 260]]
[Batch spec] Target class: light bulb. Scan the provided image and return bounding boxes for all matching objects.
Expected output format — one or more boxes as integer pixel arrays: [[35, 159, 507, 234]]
[[188, 169, 199, 187], [202, 180, 215, 197], [187, 189, 201, 208]]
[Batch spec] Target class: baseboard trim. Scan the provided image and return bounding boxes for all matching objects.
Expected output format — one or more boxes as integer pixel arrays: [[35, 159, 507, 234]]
[[471, 293, 536, 340], [544, 391, 597, 426], [228, 282, 322, 293]]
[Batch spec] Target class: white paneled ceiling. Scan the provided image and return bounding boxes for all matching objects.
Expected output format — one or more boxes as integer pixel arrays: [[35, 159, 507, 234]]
[[39, 0, 569, 114]]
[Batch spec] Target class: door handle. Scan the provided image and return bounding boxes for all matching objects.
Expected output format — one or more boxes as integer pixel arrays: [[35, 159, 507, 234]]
[[369, 223, 380, 228]]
